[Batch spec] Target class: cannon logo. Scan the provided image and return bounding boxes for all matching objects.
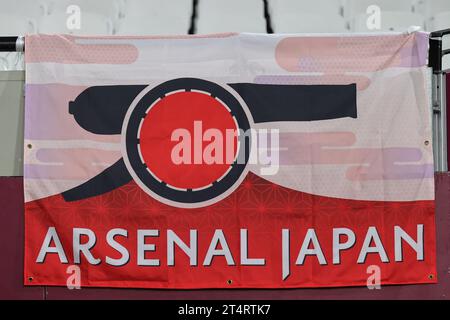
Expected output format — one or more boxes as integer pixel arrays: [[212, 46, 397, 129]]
[[65, 78, 357, 208]]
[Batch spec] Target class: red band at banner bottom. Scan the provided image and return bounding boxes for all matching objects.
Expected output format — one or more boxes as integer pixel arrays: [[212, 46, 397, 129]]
[[24, 173, 437, 289]]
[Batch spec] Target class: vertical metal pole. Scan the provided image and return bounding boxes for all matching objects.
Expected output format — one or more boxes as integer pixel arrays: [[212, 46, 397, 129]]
[[432, 72, 448, 172], [440, 73, 448, 171], [429, 30, 450, 172], [432, 73, 440, 171]]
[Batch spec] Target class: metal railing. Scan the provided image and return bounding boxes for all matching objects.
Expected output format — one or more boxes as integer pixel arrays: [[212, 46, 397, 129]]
[[429, 28, 450, 172]]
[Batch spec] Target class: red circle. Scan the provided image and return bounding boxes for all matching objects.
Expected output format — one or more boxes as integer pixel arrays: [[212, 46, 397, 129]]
[[139, 91, 238, 190]]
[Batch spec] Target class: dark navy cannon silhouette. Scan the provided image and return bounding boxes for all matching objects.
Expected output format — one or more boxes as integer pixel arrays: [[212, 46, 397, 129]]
[[64, 78, 357, 206]]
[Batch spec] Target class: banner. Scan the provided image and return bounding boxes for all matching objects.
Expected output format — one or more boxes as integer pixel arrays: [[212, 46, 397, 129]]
[[24, 32, 436, 289]]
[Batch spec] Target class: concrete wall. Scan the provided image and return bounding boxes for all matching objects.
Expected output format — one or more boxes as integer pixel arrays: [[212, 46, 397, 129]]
[[0, 71, 24, 176]]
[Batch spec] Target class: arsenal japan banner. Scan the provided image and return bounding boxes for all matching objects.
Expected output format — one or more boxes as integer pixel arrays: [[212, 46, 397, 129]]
[[24, 32, 436, 289]]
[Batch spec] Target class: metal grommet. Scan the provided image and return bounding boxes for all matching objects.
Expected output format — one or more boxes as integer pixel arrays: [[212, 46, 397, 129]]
[[27, 144, 33, 149], [227, 279, 233, 285], [424, 140, 430, 146], [428, 274, 434, 280], [28, 276, 33, 282]]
